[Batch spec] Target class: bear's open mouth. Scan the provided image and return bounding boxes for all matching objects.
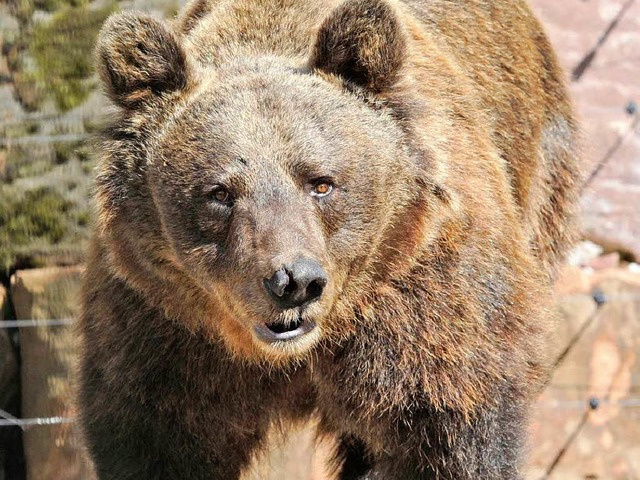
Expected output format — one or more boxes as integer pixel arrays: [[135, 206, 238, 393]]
[[253, 316, 316, 343], [267, 316, 303, 334]]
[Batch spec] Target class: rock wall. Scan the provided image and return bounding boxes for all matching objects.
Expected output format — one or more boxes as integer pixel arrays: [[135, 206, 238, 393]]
[[529, 253, 640, 479], [0, 0, 181, 273]]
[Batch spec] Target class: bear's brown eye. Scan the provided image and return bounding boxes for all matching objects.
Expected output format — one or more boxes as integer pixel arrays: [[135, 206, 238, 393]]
[[311, 179, 334, 198], [208, 186, 233, 205]]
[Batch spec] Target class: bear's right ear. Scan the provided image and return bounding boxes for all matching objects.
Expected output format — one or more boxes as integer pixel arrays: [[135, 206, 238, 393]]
[[96, 12, 189, 109], [310, 0, 407, 94]]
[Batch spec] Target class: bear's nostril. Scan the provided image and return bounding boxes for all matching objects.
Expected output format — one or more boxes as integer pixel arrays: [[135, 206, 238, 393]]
[[264, 269, 289, 298], [306, 278, 326, 302], [283, 276, 297, 296]]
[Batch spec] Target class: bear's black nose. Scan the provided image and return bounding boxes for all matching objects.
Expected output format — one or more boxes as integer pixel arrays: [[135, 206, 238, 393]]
[[264, 258, 328, 308]]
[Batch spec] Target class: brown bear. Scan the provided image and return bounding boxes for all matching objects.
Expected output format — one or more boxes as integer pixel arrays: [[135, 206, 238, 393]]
[[78, 0, 580, 478]]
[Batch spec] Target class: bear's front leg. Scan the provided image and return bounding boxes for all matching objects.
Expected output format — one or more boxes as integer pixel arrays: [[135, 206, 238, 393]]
[[79, 339, 282, 480], [80, 381, 268, 480], [332, 397, 528, 480], [316, 326, 536, 480]]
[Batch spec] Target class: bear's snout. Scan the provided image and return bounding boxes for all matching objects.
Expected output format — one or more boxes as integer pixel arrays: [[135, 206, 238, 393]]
[[263, 258, 328, 309]]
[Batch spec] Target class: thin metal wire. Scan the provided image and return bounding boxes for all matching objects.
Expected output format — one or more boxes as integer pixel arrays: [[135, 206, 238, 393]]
[[0, 408, 24, 430], [1, 401, 639, 430], [540, 283, 636, 479], [0, 417, 74, 428], [0, 292, 637, 329], [582, 113, 640, 191], [0, 399, 638, 429], [0, 133, 89, 146], [558, 292, 640, 302], [0, 318, 74, 328], [547, 384, 640, 392], [0, 407, 74, 430], [571, 0, 637, 82], [550, 306, 601, 372], [0, 113, 83, 125], [539, 409, 590, 480], [537, 398, 640, 409]]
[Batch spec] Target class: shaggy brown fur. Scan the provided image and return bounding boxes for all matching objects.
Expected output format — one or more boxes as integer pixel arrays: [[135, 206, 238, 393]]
[[78, 0, 580, 478]]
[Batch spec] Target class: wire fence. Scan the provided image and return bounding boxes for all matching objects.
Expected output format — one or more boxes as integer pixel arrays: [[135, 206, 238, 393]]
[[0, 286, 638, 476], [1, 290, 639, 431], [0, 407, 73, 429]]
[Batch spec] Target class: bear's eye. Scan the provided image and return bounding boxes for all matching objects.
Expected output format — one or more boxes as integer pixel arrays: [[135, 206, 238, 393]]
[[208, 185, 234, 206], [310, 178, 334, 198]]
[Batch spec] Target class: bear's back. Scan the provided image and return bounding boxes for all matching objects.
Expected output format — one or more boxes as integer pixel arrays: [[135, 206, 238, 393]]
[[406, 0, 579, 270]]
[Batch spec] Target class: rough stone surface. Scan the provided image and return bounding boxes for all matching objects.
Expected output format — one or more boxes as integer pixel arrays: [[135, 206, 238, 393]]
[[530, 0, 640, 261], [587, 252, 622, 271], [566, 240, 605, 267], [10, 266, 94, 480], [244, 425, 334, 480], [528, 266, 640, 479]]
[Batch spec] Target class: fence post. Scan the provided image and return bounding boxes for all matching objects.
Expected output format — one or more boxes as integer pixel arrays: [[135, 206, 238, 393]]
[[10, 266, 94, 480]]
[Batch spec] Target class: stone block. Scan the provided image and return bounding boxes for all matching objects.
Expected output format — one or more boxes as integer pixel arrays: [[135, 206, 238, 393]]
[[10, 266, 94, 480], [529, 268, 640, 479]]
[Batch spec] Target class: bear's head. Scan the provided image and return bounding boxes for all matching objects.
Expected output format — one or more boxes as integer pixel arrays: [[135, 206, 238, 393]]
[[94, 0, 444, 363]]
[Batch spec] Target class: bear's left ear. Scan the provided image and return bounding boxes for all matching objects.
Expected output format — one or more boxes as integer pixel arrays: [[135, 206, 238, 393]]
[[310, 0, 407, 94], [96, 12, 190, 109]]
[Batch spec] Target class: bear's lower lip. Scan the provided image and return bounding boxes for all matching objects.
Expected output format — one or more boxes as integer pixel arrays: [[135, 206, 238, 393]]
[[253, 317, 316, 343]]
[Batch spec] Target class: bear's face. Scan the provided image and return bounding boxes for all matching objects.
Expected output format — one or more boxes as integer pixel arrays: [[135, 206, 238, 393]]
[[149, 61, 417, 357], [96, 1, 421, 360]]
